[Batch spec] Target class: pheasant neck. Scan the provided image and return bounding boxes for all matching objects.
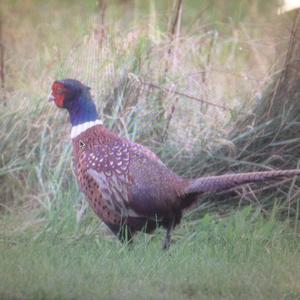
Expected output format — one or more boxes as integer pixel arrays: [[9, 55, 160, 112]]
[[68, 94, 102, 139], [69, 94, 99, 125]]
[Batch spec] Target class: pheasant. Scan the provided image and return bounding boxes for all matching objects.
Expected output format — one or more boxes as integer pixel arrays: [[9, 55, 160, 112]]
[[49, 78, 300, 249]]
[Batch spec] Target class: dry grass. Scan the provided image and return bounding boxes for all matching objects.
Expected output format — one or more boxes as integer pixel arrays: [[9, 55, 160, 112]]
[[1, 0, 286, 210]]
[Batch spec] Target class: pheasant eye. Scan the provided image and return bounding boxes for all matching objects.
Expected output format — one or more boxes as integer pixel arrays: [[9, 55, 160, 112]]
[[52, 82, 66, 94], [57, 87, 64, 94]]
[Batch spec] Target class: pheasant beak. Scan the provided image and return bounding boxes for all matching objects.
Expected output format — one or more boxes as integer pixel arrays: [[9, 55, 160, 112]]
[[48, 91, 55, 102]]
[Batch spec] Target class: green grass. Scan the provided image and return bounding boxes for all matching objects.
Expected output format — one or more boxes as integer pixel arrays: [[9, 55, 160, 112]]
[[1, 207, 300, 300]]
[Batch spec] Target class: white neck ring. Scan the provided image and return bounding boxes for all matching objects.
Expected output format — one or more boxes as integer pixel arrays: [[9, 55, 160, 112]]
[[71, 120, 103, 139]]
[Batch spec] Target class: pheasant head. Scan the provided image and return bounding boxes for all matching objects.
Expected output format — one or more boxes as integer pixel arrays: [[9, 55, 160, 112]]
[[49, 79, 99, 126]]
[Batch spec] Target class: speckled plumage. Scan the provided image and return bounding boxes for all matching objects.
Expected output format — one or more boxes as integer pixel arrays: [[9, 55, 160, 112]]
[[72, 124, 188, 241], [49, 79, 300, 249]]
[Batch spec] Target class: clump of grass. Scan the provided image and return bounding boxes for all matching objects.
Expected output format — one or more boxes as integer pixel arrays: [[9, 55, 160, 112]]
[[188, 12, 300, 221]]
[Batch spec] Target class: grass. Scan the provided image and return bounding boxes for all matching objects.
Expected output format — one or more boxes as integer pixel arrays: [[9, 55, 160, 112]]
[[1, 0, 300, 299], [1, 207, 300, 300]]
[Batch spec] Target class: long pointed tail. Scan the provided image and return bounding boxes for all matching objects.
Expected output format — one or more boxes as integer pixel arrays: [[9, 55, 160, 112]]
[[185, 169, 300, 195]]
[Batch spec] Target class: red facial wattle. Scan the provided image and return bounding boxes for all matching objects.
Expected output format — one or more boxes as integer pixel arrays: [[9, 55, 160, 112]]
[[51, 82, 66, 108], [54, 93, 64, 108]]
